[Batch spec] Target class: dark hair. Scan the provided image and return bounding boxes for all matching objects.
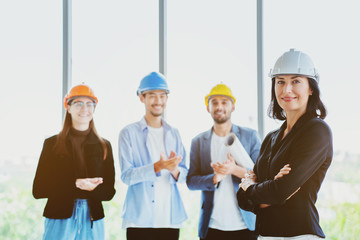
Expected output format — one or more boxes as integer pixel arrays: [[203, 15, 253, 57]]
[[54, 107, 107, 160], [268, 77, 327, 120]]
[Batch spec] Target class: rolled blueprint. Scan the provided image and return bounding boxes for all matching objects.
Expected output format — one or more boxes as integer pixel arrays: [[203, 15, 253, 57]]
[[225, 133, 254, 169]]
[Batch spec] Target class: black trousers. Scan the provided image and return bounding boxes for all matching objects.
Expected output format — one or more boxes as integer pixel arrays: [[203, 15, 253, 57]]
[[127, 228, 179, 240], [201, 228, 257, 240]]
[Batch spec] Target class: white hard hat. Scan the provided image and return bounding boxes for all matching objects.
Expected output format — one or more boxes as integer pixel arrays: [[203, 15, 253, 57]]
[[269, 49, 319, 82]]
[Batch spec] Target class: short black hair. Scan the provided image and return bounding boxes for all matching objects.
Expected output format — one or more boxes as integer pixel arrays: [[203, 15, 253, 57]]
[[267, 77, 327, 120]]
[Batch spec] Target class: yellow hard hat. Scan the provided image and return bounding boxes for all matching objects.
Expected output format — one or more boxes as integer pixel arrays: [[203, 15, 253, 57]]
[[205, 83, 236, 107]]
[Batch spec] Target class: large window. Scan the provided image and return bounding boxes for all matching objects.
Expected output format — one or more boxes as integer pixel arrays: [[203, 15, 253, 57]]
[[72, 1, 159, 238], [263, 0, 360, 154], [1, 1, 360, 239], [72, 0, 159, 143], [0, 0, 62, 238], [167, 2, 257, 238], [167, 0, 257, 150], [0, 1, 62, 158], [263, 1, 360, 238]]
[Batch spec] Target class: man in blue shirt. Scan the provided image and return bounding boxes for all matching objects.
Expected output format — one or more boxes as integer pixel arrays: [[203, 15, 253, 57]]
[[118, 72, 188, 240], [187, 83, 261, 240]]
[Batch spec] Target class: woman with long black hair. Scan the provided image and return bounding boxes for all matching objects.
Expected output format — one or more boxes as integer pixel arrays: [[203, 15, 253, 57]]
[[237, 49, 332, 239], [33, 83, 116, 240]]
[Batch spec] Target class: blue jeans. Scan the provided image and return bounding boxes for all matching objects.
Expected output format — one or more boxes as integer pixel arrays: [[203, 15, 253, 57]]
[[42, 199, 104, 240]]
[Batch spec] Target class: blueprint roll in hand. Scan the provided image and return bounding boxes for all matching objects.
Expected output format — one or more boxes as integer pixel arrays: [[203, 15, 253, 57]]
[[225, 133, 254, 169]]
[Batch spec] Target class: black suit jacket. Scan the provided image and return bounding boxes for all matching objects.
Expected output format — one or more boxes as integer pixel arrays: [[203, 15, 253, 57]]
[[237, 114, 333, 237], [33, 130, 116, 221]]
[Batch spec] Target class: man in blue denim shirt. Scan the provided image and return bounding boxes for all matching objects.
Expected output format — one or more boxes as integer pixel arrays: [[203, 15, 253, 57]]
[[118, 72, 188, 240], [187, 83, 261, 240]]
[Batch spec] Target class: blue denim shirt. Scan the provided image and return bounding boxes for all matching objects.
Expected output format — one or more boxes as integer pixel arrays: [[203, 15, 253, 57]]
[[118, 117, 188, 226]]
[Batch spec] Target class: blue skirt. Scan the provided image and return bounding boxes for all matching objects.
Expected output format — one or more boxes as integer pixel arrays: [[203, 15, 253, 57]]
[[42, 199, 104, 240]]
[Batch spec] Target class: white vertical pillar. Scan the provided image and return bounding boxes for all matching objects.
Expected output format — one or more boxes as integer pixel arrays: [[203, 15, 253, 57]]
[[159, 0, 167, 76], [62, 0, 72, 119], [257, 0, 264, 139], [159, 0, 167, 119]]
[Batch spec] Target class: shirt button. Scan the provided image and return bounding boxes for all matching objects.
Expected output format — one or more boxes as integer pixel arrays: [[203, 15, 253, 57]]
[[152, 200, 154, 203]]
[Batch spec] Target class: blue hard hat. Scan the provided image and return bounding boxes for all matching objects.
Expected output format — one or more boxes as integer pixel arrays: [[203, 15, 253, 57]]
[[136, 72, 170, 95]]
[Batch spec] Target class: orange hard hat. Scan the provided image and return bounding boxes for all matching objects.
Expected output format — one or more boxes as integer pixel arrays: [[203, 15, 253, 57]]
[[63, 83, 98, 109]]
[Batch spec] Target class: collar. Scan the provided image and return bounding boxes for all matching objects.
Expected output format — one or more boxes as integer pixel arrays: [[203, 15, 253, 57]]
[[139, 116, 170, 131], [203, 124, 236, 140], [69, 127, 91, 137], [280, 113, 314, 134], [67, 128, 99, 145], [273, 113, 315, 146]]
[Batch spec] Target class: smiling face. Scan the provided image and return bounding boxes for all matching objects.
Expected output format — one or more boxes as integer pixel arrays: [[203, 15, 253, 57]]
[[140, 90, 168, 117], [67, 96, 96, 129], [207, 96, 234, 124], [274, 75, 313, 117]]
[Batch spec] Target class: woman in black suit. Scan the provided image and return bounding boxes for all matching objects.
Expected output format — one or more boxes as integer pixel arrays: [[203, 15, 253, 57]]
[[237, 49, 332, 239]]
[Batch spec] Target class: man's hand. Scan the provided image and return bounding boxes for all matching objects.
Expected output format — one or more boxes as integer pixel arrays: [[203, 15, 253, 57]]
[[212, 172, 225, 185], [210, 161, 228, 185], [75, 177, 103, 191], [211, 153, 238, 175], [154, 151, 182, 180], [211, 153, 248, 184], [210, 161, 231, 175], [225, 153, 247, 178]]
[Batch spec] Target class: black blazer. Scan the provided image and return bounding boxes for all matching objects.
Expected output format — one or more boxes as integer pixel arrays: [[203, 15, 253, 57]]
[[33, 130, 116, 221], [237, 114, 333, 238]]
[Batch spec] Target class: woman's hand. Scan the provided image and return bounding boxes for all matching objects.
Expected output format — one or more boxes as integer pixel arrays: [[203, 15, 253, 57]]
[[239, 171, 257, 191], [259, 164, 293, 208], [274, 164, 291, 180], [273, 164, 300, 199], [247, 169, 257, 182], [75, 177, 103, 191]]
